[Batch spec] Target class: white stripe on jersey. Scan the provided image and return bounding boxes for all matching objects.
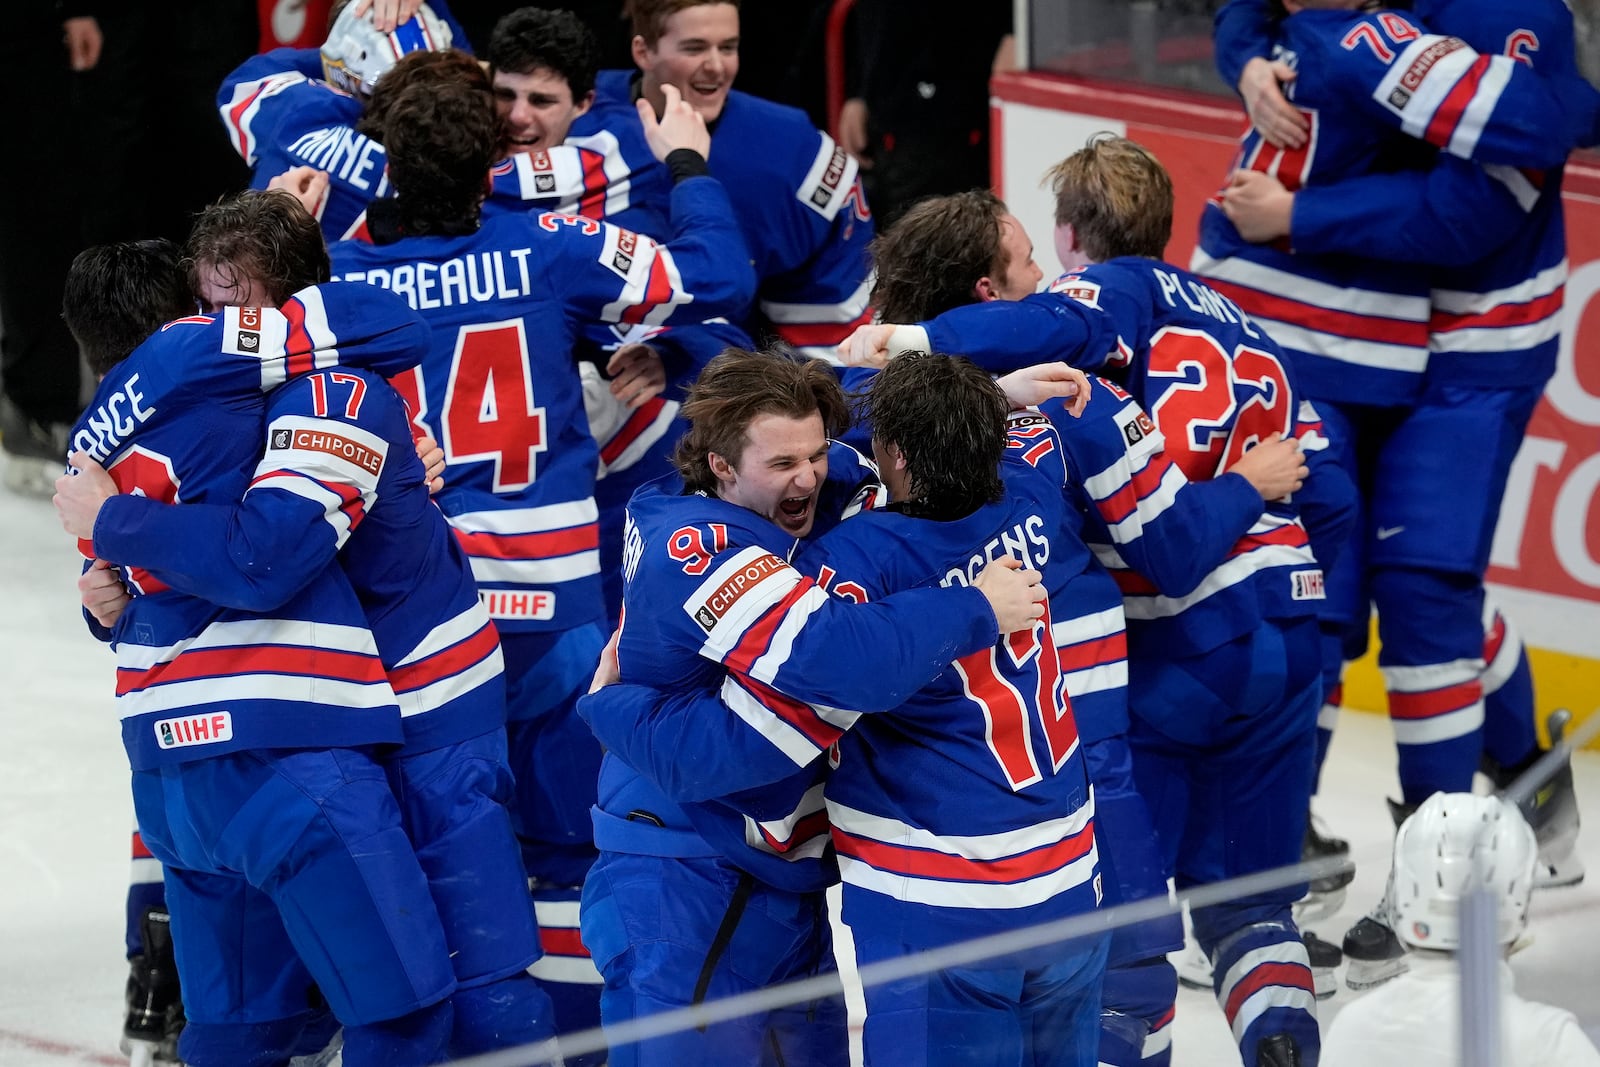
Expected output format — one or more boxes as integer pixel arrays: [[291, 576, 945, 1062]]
[[721, 673, 856, 768], [1481, 164, 1542, 212], [836, 839, 1100, 911], [395, 644, 503, 719], [468, 551, 601, 586], [114, 618, 380, 669], [1244, 317, 1428, 373], [1217, 940, 1316, 1045], [220, 72, 305, 164], [1433, 259, 1567, 314], [744, 782, 832, 861], [1447, 53, 1512, 160], [1053, 606, 1129, 699], [688, 545, 807, 659], [828, 793, 1095, 862], [761, 274, 874, 324], [130, 857, 164, 885], [600, 240, 693, 328], [1190, 250, 1431, 322], [248, 472, 361, 548], [1088, 456, 1187, 546], [1428, 317, 1562, 355], [1382, 658, 1482, 692], [1103, 530, 1318, 621], [395, 602, 494, 666], [450, 498, 598, 535], [794, 132, 860, 222], [118, 673, 397, 718]]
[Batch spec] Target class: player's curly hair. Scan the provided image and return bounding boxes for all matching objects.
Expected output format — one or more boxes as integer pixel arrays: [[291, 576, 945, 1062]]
[[1045, 132, 1172, 262], [857, 351, 1006, 518], [359, 48, 489, 141], [673, 345, 848, 495], [625, 0, 740, 48], [384, 79, 499, 236], [489, 7, 600, 99], [868, 190, 1011, 323], [64, 240, 194, 378], [184, 189, 331, 308]]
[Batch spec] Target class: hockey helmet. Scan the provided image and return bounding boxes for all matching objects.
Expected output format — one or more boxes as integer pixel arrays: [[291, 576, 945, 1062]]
[[1390, 792, 1538, 951], [321, 1, 453, 98]]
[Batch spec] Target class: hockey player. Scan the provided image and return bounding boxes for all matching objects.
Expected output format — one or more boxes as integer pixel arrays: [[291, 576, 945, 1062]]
[[580, 345, 1068, 1066], [58, 189, 561, 1058], [844, 136, 1359, 1067], [54, 239, 461, 1067], [560, 0, 874, 360], [1321, 793, 1600, 1066], [1208, 0, 1594, 985], [326, 74, 753, 1043]]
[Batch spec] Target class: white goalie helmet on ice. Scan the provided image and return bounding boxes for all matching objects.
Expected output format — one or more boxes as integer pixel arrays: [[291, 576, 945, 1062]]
[[1390, 791, 1539, 951], [320, 1, 453, 98]]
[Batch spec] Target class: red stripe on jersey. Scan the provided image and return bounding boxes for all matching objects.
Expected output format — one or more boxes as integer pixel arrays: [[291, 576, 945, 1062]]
[[1095, 452, 1172, 526], [735, 672, 845, 750], [577, 148, 608, 220], [620, 253, 675, 326], [1223, 961, 1314, 1024], [833, 819, 1095, 884], [1484, 611, 1507, 663], [770, 305, 876, 348], [1229, 522, 1309, 558], [454, 522, 599, 561], [600, 396, 668, 465], [1021, 438, 1057, 468], [538, 927, 590, 958], [1326, 682, 1344, 708], [1388, 679, 1482, 720], [131, 832, 154, 860], [1205, 278, 1430, 347], [1430, 286, 1564, 332], [1152, 1004, 1176, 1031], [1057, 632, 1127, 673], [723, 577, 817, 677], [956, 648, 1037, 787], [388, 620, 501, 694], [126, 566, 172, 596], [1423, 55, 1489, 149], [226, 80, 275, 159], [1112, 569, 1160, 597], [759, 808, 832, 853], [281, 298, 316, 379], [116, 644, 386, 696]]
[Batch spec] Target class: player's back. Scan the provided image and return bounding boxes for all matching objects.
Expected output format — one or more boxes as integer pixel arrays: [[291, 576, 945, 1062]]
[[71, 304, 414, 769], [802, 422, 1100, 948], [219, 50, 388, 242]]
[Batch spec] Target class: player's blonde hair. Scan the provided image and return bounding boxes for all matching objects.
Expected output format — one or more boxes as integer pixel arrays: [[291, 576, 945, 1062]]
[[1046, 133, 1173, 262]]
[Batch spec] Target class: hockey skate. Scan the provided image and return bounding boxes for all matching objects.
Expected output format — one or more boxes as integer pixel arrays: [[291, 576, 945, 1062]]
[[1258, 1033, 1303, 1067], [1519, 709, 1584, 889], [121, 907, 185, 1066], [1295, 809, 1354, 924], [1341, 883, 1408, 993]]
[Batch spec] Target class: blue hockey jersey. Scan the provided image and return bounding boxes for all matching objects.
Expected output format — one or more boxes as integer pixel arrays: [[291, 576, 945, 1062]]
[[592, 457, 1001, 894], [576, 71, 875, 360], [329, 176, 756, 636], [1198, 3, 1599, 404], [71, 285, 431, 768], [802, 416, 1101, 949], [89, 368, 505, 754]]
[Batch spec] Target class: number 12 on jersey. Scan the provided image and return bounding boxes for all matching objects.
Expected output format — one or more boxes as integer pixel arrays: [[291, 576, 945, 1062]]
[[954, 603, 1078, 792]]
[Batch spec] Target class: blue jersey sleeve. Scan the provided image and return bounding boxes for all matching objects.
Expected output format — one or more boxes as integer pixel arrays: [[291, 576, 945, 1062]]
[[1291, 157, 1536, 266], [917, 285, 1129, 373], [217, 51, 358, 168], [1289, 398, 1358, 573], [1313, 11, 1598, 167], [542, 175, 757, 331], [91, 371, 405, 611], [1214, 0, 1277, 92]]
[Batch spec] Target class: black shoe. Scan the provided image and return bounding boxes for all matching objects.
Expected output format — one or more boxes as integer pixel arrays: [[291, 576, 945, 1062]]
[[1385, 796, 1420, 829], [122, 908, 185, 1063], [1258, 1033, 1302, 1067], [1342, 914, 1407, 990]]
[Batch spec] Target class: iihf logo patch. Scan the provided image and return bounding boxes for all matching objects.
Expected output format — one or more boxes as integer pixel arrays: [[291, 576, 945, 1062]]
[[1123, 420, 1144, 446], [271, 429, 292, 449], [535, 173, 556, 193], [1389, 87, 1411, 108], [238, 331, 260, 351], [693, 606, 717, 633], [612, 251, 634, 274]]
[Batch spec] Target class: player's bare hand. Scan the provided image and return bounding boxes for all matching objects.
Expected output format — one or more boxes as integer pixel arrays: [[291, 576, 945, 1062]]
[[973, 555, 1046, 635], [839, 323, 895, 368], [606, 344, 668, 409], [1240, 57, 1306, 149], [1221, 170, 1294, 244], [353, 0, 423, 33], [54, 452, 117, 540], [996, 362, 1092, 416], [80, 558, 131, 629], [268, 166, 331, 219], [414, 435, 445, 494], [589, 628, 622, 693], [639, 84, 711, 162], [838, 97, 871, 166], [1227, 433, 1305, 501], [63, 16, 102, 71]]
